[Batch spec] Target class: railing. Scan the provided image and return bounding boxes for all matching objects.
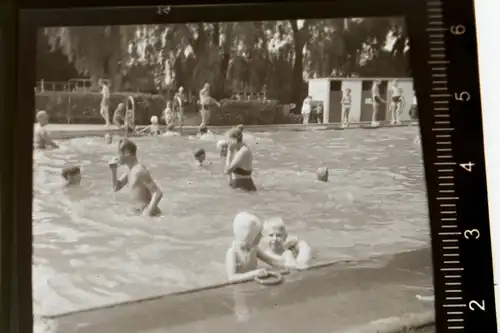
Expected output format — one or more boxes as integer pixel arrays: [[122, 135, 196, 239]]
[[35, 79, 94, 93]]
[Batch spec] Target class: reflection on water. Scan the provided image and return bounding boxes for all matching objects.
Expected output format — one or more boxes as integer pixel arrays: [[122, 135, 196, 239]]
[[33, 127, 429, 315]]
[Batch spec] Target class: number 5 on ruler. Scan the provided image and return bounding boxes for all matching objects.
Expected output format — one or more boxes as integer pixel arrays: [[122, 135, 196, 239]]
[[460, 162, 474, 172]]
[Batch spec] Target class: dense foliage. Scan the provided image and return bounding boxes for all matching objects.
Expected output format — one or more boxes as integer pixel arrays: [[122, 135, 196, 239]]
[[42, 18, 409, 104]]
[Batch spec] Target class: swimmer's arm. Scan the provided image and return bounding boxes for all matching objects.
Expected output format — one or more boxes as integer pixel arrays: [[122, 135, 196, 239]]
[[136, 126, 149, 134], [139, 169, 163, 216], [295, 240, 312, 268], [42, 131, 59, 148], [112, 171, 128, 192], [225, 249, 263, 282], [225, 148, 246, 174], [257, 248, 287, 268]]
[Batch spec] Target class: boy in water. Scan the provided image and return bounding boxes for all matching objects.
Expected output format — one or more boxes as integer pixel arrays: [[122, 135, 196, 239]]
[[108, 139, 163, 216], [34, 110, 59, 150], [261, 217, 312, 270], [341, 88, 352, 128], [61, 166, 82, 186], [194, 148, 208, 167], [225, 212, 288, 282]]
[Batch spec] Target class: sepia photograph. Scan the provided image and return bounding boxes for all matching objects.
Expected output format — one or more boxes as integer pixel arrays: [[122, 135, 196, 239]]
[[33, 16, 435, 333]]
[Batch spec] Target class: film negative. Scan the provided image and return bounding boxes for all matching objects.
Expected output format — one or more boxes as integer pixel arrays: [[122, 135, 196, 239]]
[[3, 0, 496, 332]]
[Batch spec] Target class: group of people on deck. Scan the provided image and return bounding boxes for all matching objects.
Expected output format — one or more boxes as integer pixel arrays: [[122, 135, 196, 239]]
[[301, 79, 418, 128]]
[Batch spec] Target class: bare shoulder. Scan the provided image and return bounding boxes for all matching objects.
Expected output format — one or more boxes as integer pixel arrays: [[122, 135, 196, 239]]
[[136, 164, 152, 178]]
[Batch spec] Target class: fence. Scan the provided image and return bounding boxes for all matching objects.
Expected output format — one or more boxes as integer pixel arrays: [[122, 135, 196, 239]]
[[35, 79, 94, 93]]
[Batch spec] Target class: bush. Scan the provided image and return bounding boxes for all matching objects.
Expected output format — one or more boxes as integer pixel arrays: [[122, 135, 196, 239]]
[[35, 92, 302, 125], [35, 91, 166, 125]]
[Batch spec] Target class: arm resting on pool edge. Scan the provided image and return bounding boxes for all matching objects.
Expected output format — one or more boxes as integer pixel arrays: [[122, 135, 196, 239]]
[[225, 249, 266, 283]]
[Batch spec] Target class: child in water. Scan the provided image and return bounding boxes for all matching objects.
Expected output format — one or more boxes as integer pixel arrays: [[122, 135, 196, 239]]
[[194, 148, 211, 167], [162, 101, 175, 128], [261, 217, 312, 270], [137, 116, 161, 136], [61, 166, 81, 186], [162, 123, 180, 137], [34, 110, 59, 150], [225, 212, 289, 282]]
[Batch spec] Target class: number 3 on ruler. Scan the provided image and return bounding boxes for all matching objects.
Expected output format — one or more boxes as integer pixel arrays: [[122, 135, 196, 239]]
[[464, 229, 480, 239], [460, 162, 474, 172], [469, 300, 486, 311]]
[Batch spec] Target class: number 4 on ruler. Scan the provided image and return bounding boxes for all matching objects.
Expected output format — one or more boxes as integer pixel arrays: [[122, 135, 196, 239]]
[[460, 162, 475, 172]]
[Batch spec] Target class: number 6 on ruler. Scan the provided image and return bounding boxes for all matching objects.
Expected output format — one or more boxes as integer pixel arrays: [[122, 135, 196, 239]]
[[464, 229, 480, 239], [468, 300, 486, 311]]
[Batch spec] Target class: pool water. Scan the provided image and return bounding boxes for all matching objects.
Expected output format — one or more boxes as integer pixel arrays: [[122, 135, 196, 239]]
[[33, 126, 429, 316]]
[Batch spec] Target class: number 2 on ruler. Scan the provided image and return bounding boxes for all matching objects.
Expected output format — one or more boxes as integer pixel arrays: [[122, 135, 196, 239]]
[[469, 300, 486, 311], [460, 162, 474, 172]]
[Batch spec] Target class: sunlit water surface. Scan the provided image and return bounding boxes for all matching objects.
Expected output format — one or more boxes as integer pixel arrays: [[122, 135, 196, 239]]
[[33, 127, 429, 316]]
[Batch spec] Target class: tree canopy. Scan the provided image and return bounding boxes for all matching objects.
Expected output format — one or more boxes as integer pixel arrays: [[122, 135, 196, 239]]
[[42, 18, 410, 103]]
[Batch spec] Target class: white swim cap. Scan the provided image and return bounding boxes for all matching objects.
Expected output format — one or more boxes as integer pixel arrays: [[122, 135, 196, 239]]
[[151, 116, 158, 123], [233, 212, 263, 246]]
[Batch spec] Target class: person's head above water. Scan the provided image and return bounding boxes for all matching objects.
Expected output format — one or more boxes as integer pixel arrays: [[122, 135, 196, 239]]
[[236, 124, 244, 132], [198, 124, 208, 134], [227, 127, 243, 144], [105, 134, 113, 144], [264, 217, 288, 252], [61, 165, 81, 186], [118, 138, 137, 164], [151, 116, 158, 124], [194, 148, 206, 164], [233, 212, 263, 248], [36, 110, 49, 126], [316, 167, 329, 182]]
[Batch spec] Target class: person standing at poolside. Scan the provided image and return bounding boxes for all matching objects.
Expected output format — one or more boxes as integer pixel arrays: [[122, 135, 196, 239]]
[[389, 80, 405, 125], [99, 79, 111, 127], [225, 127, 256, 192], [199, 81, 220, 126], [371, 80, 386, 127], [108, 139, 163, 216], [174, 86, 187, 130], [301, 96, 312, 124]]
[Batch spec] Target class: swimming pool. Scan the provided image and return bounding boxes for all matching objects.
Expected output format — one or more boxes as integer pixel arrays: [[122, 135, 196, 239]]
[[33, 126, 429, 316]]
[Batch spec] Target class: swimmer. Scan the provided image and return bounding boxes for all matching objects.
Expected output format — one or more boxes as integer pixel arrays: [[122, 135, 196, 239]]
[[112, 103, 125, 128], [137, 116, 161, 136], [341, 88, 352, 128], [61, 165, 81, 186], [105, 134, 113, 144], [108, 139, 163, 216], [194, 148, 211, 167], [225, 212, 287, 282], [34, 110, 59, 150], [262, 217, 312, 269], [217, 140, 229, 157], [316, 167, 329, 182], [225, 127, 256, 192], [196, 124, 215, 140]]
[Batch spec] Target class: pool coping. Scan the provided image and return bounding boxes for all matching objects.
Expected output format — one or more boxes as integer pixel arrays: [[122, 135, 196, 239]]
[[45, 121, 419, 140], [36, 248, 435, 333]]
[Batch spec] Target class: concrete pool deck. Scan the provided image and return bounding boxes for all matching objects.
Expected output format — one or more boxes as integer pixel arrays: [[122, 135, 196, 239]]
[[38, 248, 435, 333], [38, 121, 419, 139]]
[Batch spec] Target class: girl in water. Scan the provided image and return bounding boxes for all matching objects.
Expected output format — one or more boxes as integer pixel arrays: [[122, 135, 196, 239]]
[[389, 80, 405, 125], [225, 127, 256, 192], [371, 80, 386, 127]]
